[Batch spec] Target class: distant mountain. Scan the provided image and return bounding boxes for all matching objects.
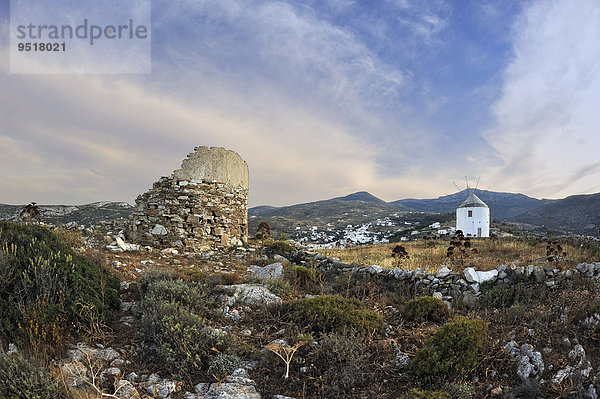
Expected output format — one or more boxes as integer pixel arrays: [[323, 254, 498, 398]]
[[0, 202, 134, 226], [391, 189, 554, 221], [512, 192, 600, 237], [333, 191, 388, 204], [249, 191, 411, 220]]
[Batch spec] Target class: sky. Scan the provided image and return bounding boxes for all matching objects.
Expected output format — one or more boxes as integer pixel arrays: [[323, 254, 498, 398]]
[[1, 0, 600, 207]]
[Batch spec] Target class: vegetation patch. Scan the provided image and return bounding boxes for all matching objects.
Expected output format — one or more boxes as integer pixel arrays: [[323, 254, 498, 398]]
[[404, 296, 450, 323], [0, 221, 119, 349], [413, 316, 487, 378], [0, 351, 65, 399], [136, 272, 236, 382], [267, 241, 295, 256], [400, 388, 451, 399], [285, 295, 383, 333]]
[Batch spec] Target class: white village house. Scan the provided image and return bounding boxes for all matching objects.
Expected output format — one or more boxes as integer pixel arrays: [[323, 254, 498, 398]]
[[456, 192, 490, 237]]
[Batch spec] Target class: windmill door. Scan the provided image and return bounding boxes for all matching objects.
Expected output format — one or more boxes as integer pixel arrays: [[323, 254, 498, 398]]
[[477, 227, 482, 237]]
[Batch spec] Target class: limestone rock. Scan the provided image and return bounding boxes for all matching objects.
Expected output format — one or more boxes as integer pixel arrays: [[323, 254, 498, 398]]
[[248, 262, 283, 281], [151, 224, 168, 235], [219, 284, 282, 307]]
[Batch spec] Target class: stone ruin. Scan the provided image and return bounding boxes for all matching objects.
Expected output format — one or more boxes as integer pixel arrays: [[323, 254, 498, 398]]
[[127, 146, 248, 250]]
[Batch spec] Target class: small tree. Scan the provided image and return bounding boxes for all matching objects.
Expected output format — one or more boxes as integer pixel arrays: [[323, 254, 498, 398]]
[[256, 221, 271, 239], [391, 245, 410, 267], [20, 202, 40, 224]]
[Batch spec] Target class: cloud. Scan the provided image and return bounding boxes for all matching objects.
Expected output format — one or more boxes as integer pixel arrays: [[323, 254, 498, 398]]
[[484, 0, 600, 198]]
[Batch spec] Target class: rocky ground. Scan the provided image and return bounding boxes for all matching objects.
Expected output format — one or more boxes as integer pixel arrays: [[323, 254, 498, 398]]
[[5, 225, 600, 399]]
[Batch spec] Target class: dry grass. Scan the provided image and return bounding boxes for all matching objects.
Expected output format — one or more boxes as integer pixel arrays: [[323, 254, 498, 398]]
[[320, 238, 599, 274]]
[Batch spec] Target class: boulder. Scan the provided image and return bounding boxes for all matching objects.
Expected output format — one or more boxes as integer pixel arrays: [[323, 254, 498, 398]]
[[463, 267, 498, 284], [248, 262, 283, 281], [219, 284, 282, 307]]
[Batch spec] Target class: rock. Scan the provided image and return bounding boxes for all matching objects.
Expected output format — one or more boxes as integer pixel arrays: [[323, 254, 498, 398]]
[[436, 265, 452, 278], [203, 382, 261, 399], [115, 236, 128, 250], [219, 284, 282, 307], [491, 387, 502, 396], [61, 360, 89, 387], [66, 342, 120, 363], [367, 265, 385, 274], [161, 247, 179, 255], [273, 254, 287, 262], [552, 366, 574, 384], [533, 267, 546, 282], [462, 292, 479, 308], [432, 292, 443, 300], [464, 267, 498, 284], [464, 267, 478, 283], [151, 224, 168, 235], [388, 267, 405, 279], [195, 382, 210, 394], [144, 374, 181, 398], [248, 262, 283, 281], [116, 380, 142, 399]]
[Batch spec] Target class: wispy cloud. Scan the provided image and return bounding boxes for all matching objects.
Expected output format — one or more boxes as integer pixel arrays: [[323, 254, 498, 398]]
[[484, 0, 600, 198]]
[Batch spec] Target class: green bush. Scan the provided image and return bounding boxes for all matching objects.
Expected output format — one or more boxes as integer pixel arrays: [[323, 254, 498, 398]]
[[137, 274, 236, 382], [285, 295, 383, 333], [138, 268, 174, 291], [400, 388, 451, 399], [267, 241, 295, 256], [404, 296, 449, 323], [144, 278, 213, 317], [267, 279, 294, 297], [0, 222, 119, 348], [208, 352, 241, 381], [288, 265, 319, 287], [0, 351, 65, 399], [413, 316, 487, 378], [311, 331, 371, 396]]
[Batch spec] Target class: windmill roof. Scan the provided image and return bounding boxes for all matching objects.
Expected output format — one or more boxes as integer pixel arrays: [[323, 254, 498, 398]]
[[458, 192, 488, 208]]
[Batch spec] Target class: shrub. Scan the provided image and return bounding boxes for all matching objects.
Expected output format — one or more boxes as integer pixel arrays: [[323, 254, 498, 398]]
[[404, 296, 449, 323], [311, 331, 371, 395], [138, 268, 174, 291], [0, 351, 65, 399], [208, 352, 241, 381], [400, 388, 451, 399], [285, 295, 383, 333], [287, 265, 318, 287], [267, 279, 294, 297], [0, 222, 119, 349], [144, 278, 213, 317], [137, 274, 236, 382], [267, 241, 295, 256], [413, 316, 487, 378]]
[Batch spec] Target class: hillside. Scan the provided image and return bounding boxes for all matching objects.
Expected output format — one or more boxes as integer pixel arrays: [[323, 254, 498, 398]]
[[391, 189, 553, 220], [513, 192, 600, 237], [248, 191, 452, 245], [0, 202, 134, 226]]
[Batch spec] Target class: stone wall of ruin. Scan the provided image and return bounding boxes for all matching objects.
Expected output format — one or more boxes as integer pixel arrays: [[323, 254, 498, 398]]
[[127, 147, 248, 250]]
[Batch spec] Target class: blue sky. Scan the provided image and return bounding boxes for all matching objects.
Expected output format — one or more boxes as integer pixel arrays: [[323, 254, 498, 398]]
[[1, 0, 600, 206]]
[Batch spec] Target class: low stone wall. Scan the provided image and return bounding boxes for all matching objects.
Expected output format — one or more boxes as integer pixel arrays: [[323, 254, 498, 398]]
[[127, 177, 248, 250], [289, 250, 600, 303]]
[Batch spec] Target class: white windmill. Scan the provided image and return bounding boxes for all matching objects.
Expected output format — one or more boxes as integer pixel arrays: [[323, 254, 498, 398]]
[[455, 178, 490, 238]]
